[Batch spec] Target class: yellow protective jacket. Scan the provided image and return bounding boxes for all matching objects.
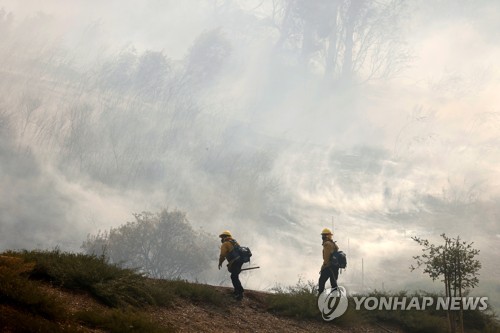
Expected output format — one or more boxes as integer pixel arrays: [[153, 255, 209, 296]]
[[219, 238, 239, 267], [322, 239, 339, 270]]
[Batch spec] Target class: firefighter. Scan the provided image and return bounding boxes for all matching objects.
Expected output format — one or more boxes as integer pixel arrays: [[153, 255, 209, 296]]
[[318, 227, 339, 294], [218, 230, 244, 300]]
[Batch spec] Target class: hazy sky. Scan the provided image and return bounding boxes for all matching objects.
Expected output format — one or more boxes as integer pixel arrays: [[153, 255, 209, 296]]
[[0, 0, 499, 302]]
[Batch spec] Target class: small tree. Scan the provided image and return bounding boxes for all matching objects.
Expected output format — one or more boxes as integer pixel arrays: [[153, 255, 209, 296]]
[[82, 209, 214, 280], [410, 234, 481, 333]]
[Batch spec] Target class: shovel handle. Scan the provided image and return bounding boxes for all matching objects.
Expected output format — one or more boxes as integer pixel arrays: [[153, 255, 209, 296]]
[[240, 266, 260, 271]]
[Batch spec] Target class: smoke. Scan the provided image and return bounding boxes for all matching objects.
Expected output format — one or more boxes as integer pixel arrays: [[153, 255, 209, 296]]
[[0, 1, 499, 305]]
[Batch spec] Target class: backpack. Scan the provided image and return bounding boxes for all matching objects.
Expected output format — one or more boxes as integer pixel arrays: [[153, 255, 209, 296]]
[[227, 239, 252, 263], [331, 250, 347, 269]]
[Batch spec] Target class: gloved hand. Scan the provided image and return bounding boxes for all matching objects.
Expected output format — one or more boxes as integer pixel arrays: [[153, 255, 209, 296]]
[[218, 263, 222, 270]]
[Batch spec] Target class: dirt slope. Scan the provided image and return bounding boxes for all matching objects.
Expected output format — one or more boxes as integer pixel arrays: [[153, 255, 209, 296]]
[[36, 283, 405, 333]]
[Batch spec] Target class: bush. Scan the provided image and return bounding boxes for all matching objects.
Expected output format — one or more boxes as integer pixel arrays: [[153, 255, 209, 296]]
[[3, 249, 225, 309], [0, 255, 66, 320], [153, 279, 225, 307], [0, 250, 225, 333], [6, 249, 154, 307], [267, 280, 364, 324], [267, 279, 319, 319]]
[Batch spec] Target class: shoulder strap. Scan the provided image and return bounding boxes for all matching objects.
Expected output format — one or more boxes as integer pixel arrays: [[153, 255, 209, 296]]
[[226, 239, 240, 261], [229, 239, 239, 248]]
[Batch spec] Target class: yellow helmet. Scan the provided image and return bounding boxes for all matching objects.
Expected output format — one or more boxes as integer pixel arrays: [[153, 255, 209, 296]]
[[321, 228, 333, 235], [219, 230, 232, 238]]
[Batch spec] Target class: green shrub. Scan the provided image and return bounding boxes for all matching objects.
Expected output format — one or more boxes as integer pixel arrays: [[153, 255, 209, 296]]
[[7, 249, 155, 307], [3, 249, 226, 310], [267, 280, 319, 319], [10, 249, 137, 287], [463, 308, 500, 333], [0, 255, 66, 320], [156, 279, 226, 307]]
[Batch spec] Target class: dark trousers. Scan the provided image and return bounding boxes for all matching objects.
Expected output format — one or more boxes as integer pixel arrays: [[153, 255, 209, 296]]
[[318, 266, 339, 294], [229, 260, 244, 294]]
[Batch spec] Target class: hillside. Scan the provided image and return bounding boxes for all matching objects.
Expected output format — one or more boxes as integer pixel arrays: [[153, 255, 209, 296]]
[[2, 284, 409, 333], [3, 282, 395, 333], [1, 250, 498, 333]]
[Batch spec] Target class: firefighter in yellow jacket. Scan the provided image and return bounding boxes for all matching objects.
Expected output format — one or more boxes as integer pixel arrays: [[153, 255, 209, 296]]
[[318, 227, 339, 294], [218, 230, 244, 300]]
